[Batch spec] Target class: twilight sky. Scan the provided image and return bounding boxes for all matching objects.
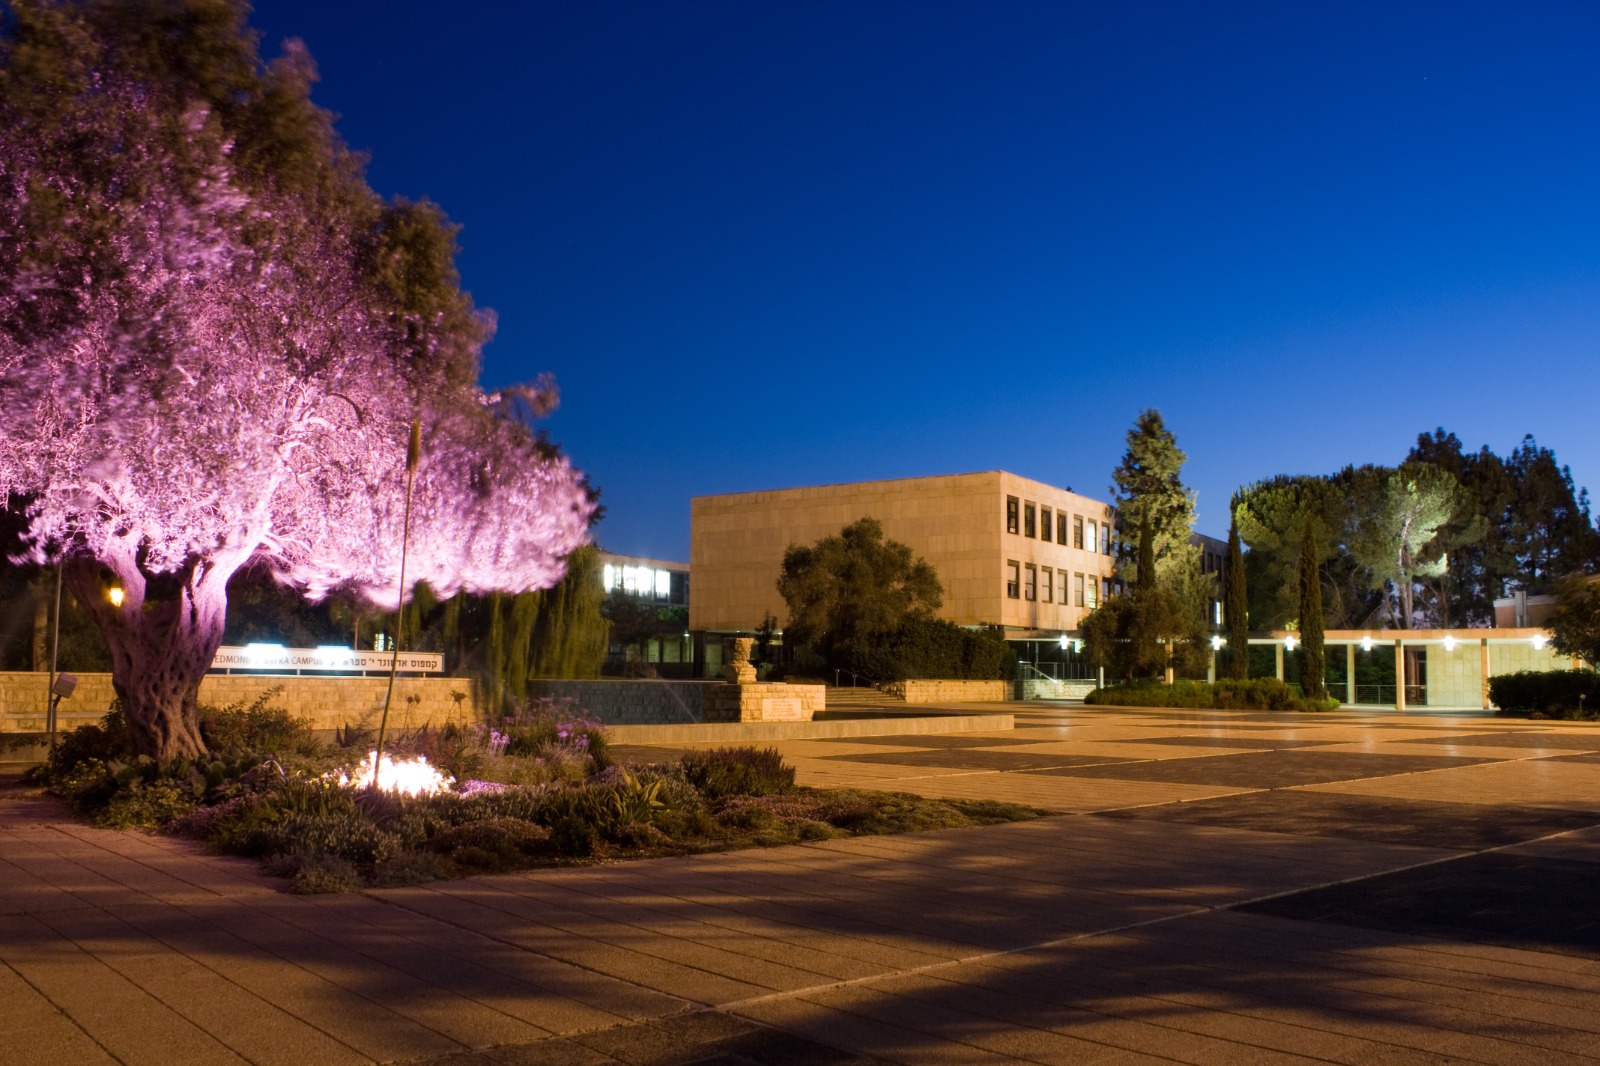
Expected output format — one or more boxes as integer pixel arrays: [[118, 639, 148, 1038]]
[[251, 1, 1600, 561]]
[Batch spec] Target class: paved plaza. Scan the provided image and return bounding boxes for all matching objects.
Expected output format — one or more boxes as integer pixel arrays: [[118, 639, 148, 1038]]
[[5, 703, 1600, 1065]]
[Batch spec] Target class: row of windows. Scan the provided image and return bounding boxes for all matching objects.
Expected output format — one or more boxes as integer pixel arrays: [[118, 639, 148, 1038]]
[[1005, 496, 1111, 555], [1005, 562, 1101, 608]]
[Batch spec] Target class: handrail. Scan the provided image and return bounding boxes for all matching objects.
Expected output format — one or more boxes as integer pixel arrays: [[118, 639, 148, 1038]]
[[832, 669, 880, 689]]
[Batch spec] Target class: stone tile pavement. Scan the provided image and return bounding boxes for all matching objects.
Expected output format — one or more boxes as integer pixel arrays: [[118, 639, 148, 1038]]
[[5, 703, 1600, 1064]]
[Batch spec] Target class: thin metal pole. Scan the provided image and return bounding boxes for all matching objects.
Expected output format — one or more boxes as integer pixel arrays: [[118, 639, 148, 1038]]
[[372, 419, 421, 790], [46, 565, 62, 748]]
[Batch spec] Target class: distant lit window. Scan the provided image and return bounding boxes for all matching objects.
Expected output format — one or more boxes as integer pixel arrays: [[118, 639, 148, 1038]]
[[1024, 563, 1037, 600], [1006, 496, 1019, 534], [1074, 515, 1084, 549], [1086, 519, 1097, 554], [1041, 507, 1053, 543], [1041, 567, 1053, 603], [1057, 512, 1068, 545], [1024, 502, 1036, 538], [1075, 572, 1086, 607], [1101, 525, 1111, 555], [1006, 561, 1020, 599], [655, 570, 671, 599], [1087, 578, 1099, 609]]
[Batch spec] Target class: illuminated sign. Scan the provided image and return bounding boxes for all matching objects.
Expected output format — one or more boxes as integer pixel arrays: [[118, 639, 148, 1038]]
[[210, 644, 444, 673]]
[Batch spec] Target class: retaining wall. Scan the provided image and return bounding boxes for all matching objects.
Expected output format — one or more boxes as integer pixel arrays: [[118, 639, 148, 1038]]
[[522, 679, 714, 725], [0, 672, 480, 735], [883, 679, 1011, 704]]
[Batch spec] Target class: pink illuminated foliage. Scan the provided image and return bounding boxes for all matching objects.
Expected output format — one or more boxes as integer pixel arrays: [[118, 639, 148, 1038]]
[[0, 2, 594, 758]]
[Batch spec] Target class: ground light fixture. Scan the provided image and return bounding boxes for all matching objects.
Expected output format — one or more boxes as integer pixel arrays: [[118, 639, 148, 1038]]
[[107, 586, 124, 607], [1442, 635, 1457, 652], [1360, 634, 1374, 652], [1532, 633, 1549, 650]]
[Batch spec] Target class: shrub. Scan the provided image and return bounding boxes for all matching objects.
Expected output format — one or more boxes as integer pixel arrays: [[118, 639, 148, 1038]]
[[1084, 679, 1212, 708], [1212, 678, 1300, 710], [843, 617, 1014, 681], [198, 689, 316, 754], [99, 778, 200, 828], [680, 747, 795, 800], [246, 809, 402, 864], [30, 707, 132, 789], [273, 853, 364, 894], [1085, 677, 1335, 712], [1490, 670, 1600, 719], [426, 817, 553, 870]]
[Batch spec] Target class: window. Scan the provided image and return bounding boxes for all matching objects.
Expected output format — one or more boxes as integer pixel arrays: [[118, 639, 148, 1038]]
[[1057, 512, 1068, 545], [1040, 507, 1052, 543], [1087, 577, 1099, 609], [1006, 496, 1019, 534], [1006, 561, 1020, 599], [1024, 563, 1037, 600], [1024, 502, 1036, 538], [1075, 572, 1086, 607], [1101, 524, 1111, 555], [1086, 519, 1097, 554], [1073, 515, 1084, 549], [1041, 567, 1053, 603]]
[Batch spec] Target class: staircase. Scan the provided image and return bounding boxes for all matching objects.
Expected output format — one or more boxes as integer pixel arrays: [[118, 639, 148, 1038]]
[[824, 685, 903, 710]]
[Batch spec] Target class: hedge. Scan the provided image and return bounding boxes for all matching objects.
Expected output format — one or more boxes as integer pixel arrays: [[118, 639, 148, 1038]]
[[1084, 677, 1337, 712], [1488, 670, 1600, 720]]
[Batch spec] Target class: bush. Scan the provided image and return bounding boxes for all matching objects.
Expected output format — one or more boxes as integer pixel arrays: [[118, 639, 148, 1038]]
[[1084, 679, 1212, 708], [680, 747, 795, 800], [1212, 678, 1301, 710], [99, 778, 200, 828], [842, 617, 1014, 681], [1490, 670, 1600, 719], [199, 689, 316, 754], [29, 707, 132, 788], [1086, 677, 1334, 712]]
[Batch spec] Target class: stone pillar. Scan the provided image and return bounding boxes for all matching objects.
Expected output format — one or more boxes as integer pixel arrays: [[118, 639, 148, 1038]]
[[1345, 643, 1356, 705], [1480, 637, 1491, 711], [1275, 642, 1285, 681], [1395, 639, 1406, 712]]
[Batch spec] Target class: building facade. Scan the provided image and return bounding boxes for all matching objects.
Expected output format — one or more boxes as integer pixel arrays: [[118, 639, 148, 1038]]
[[597, 552, 692, 675], [689, 472, 1119, 675]]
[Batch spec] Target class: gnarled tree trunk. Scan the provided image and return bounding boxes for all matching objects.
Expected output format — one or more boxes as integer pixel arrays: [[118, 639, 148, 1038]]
[[65, 547, 246, 761]]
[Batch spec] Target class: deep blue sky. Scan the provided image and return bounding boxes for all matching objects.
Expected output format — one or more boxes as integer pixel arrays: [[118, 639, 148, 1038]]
[[252, 1, 1600, 560]]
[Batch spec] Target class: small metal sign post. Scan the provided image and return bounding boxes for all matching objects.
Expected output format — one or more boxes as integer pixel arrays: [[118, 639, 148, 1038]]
[[47, 672, 77, 749]]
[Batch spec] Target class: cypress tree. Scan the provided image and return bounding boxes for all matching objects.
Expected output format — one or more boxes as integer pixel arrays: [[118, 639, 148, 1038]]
[[1136, 519, 1156, 592], [1225, 521, 1249, 679], [1299, 522, 1327, 701]]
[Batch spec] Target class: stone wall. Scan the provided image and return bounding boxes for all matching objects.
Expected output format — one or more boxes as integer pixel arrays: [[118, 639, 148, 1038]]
[[1019, 677, 1096, 701], [522, 679, 714, 725], [0, 672, 479, 735], [883, 679, 1011, 704], [702, 683, 825, 723]]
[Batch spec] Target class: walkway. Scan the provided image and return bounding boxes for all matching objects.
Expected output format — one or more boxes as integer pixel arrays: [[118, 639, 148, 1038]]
[[5, 704, 1600, 1064]]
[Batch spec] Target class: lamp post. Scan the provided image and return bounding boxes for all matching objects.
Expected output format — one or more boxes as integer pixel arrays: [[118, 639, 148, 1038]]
[[45, 565, 62, 748]]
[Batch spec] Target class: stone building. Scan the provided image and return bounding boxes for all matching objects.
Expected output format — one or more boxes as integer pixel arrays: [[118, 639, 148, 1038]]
[[688, 471, 1119, 678]]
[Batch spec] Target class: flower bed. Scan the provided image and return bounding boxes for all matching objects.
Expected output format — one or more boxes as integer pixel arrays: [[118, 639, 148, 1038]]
[[26, 697, 1041, 893]]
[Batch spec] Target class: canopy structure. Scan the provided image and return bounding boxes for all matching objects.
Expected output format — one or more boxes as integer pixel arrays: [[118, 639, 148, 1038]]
[[1240, 628, 1573, 710]]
